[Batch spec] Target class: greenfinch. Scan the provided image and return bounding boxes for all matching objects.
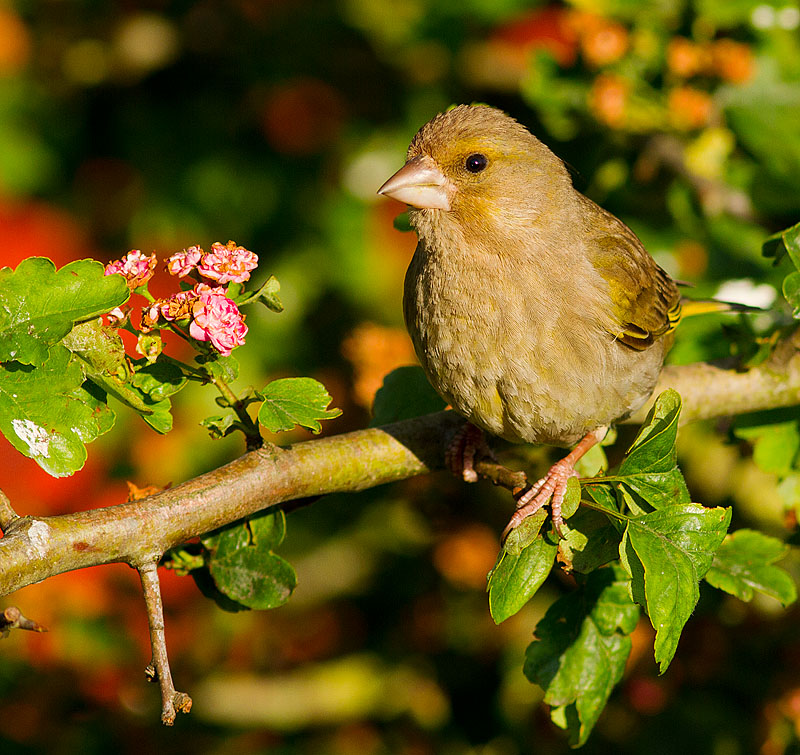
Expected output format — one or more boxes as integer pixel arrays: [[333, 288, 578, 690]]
[[378, 104, 684, 537]]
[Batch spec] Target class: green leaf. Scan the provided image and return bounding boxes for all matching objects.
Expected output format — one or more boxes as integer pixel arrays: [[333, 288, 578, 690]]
[[706, 529, 797, 607], [488, 509, 556, 624], [783, 272, 800, 319], [583, 482, 620, 516], [235, 274, 284, 312], [203, 511, 296, 610], [617, 389, 690, 509], [558, 508, 622, 574], [258, 275, 284, 312], [561, 476, 581, 520], [763, 221, 800, 268], [524, 567, 639, 747], [619, 468, 691, 511], [734, 420, 800, 475], [619, 389, 682, 475], [62, 318, 128, 377], [82, 367, 174, 433], [370, 366, 446, 426], [139, 397, 173, 434], [620, 504, 731, 673], [0, 345, 115, 476], [196, 353, 240, 383], [201, 414, 238, 439], [0, 258, 129, 366], [131, 360, 188, 401], [258, 377, 342, 434]]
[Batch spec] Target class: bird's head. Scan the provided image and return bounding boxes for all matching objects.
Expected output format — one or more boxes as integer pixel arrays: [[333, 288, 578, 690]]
[[378, 105, 570, 231]]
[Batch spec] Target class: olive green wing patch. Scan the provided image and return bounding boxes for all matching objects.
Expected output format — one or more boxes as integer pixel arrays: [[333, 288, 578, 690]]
[[590, 232, 681, 351]]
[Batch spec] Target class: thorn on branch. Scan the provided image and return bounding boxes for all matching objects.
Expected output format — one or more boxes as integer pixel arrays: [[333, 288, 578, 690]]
[[0, 605, 48, 638], [137, 562, 192, 725], [0, 488, 20, 532]]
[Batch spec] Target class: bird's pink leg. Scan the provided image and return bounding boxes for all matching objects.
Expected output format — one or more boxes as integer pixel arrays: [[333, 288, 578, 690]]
[[445, 423, 487, 483], [502, 427, 607, 541]]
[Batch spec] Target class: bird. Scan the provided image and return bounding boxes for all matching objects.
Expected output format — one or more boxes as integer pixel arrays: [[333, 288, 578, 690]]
[[377, 104, 723, 539]]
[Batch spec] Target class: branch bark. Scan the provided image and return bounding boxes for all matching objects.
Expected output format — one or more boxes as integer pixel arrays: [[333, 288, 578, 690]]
[[2, 331, 800, 599]]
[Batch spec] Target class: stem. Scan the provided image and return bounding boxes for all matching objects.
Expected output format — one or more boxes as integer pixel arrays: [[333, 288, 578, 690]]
[[0, 488, 20, 532], [137, 562, 192, 725], [159, 353, 209, 381], [209, 374, 263, 451], [578, 496, 629, 522]]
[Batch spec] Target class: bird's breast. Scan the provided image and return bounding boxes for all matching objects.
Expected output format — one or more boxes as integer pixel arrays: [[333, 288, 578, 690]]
[[403, 241, 664, 446]]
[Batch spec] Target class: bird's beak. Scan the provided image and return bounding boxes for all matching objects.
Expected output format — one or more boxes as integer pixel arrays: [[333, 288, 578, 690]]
[[377, 155, 452, 211]]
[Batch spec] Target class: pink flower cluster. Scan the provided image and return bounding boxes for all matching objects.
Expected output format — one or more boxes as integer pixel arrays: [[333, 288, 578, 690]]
[[188, 284, 248, 356], [104, 250, 157, 289], [166, 241, 258, 284], [110, 242, 255, 357]]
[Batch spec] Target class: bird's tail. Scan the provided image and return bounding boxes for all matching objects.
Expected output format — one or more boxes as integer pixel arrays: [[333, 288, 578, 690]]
[[679, 298, 762, 318]]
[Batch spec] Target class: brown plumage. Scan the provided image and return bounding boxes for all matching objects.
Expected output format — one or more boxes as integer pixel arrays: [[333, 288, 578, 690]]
[[378, 104, 682, 536]]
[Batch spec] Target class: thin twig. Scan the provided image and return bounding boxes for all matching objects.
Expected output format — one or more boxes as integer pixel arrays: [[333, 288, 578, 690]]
[[137, 562, 192, 725], [0, 606, 48, 638], [473, 457, 528, 492]]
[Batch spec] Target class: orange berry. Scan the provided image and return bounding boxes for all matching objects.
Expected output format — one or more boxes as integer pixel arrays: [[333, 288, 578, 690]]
[[589, 74, 629, 128], [668, 86, 713, 130], [581, 19, 629, 67], [710, 39, 754, 83], [0, 7, 30, 75], [667, 36, 704, 78]]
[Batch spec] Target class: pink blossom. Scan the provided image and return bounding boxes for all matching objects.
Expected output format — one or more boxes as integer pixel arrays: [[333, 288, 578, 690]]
[[166, 245, 203, 277], [104, 250, 157, 289], [197, 240, 258, 284], [160, 289, 197, 321], [189, 285, 247, 356]]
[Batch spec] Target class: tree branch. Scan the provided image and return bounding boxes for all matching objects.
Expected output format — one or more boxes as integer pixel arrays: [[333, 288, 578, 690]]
[[138, 563, 192, 724], [2, 331, 800, 599]]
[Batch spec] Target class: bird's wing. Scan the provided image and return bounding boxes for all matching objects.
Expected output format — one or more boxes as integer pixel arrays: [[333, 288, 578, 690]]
[[589, 230, 681, 351]]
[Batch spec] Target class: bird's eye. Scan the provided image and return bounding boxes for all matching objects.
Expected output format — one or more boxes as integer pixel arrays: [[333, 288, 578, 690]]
[[464, 153, 488, 173]]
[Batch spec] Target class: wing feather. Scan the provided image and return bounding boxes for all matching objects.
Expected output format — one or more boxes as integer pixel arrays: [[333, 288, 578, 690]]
[[588, 222, 681, 351]]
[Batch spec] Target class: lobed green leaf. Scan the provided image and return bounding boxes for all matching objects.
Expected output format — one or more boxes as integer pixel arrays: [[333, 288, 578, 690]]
[[0, 257, 129, 366], [616, 389, 690, 509], [558, 508, 622, 574], [620, 504, 731, 673], [524, 566, 639, 747], [706, 529, 797, 606], [203, 511, 296, 610], [0, 344, 115, 476], [763, 220, 800, 268], [258, 377, 342, 434], [487, 509, 556, 624], [734, 419, 800, 475], [370, 365, 446, 426], [783, 272, 800, 319]]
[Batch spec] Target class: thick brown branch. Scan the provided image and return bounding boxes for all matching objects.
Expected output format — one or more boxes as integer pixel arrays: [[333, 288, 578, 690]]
[[629, 329, 800, 424], [2, 333, 800, 598], [0, 411, 465, 596]]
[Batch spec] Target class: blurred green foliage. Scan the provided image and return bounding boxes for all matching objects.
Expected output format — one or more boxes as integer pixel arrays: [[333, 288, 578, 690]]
[[1, 0, 800, 753]]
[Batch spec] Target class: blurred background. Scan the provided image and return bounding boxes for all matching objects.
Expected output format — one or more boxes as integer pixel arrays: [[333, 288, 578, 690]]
[[1, 0, 800, 752]]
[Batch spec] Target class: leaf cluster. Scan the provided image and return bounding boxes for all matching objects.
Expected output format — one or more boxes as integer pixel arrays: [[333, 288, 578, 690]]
[[374, 368, 796, 746]]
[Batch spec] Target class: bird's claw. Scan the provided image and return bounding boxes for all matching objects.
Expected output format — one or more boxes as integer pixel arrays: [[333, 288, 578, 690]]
[[502, 459, 579, 541], [445, 423, 487, 483]]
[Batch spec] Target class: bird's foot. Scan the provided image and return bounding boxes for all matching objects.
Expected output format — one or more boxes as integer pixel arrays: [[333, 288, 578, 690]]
[[445, 423, 491, 483], [503, 458, 579, 541]]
